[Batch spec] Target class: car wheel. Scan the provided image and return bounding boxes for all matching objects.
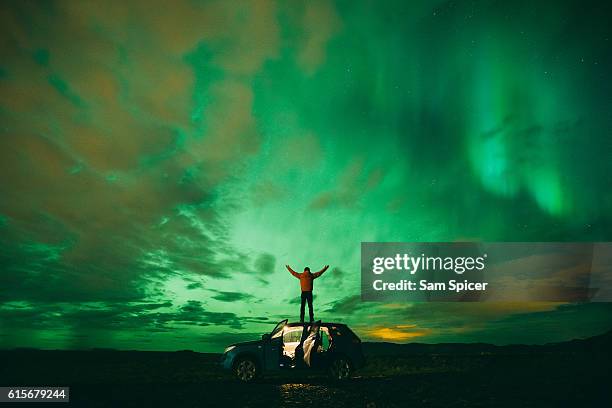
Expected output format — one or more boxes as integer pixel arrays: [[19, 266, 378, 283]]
[[329, 356, 352, 380], [234, 357, 259, 382]]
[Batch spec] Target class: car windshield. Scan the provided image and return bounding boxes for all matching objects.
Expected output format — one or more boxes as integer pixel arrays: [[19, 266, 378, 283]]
[[270, 319, 287, 338]]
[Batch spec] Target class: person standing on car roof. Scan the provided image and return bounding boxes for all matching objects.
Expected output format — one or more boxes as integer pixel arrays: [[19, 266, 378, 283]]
[[286, 264, 329, 322]]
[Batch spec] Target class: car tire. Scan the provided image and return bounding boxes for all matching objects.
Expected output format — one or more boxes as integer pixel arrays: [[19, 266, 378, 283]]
[[233, 357, 259, 382], [329, 356, 352, 380]]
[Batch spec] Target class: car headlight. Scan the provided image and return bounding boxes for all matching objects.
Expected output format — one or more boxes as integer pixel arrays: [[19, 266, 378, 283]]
[[224, 345, 236, 354]]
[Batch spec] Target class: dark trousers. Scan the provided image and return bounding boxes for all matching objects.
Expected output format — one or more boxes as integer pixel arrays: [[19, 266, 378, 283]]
[[300, 291, 314, 322]]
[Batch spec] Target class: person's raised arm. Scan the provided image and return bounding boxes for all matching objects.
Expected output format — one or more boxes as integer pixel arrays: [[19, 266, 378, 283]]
[[312, 265, 329, 278], [286, 264, 300, 278]]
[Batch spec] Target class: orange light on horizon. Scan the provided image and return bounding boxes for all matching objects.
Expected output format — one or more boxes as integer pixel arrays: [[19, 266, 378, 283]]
[[364, 326, 431, 342]]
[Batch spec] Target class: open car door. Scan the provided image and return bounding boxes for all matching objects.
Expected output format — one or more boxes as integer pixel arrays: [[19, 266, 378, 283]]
[[302, 320, 321, 367], [264, 319, 287, 370], [270, 319, 287, 339]]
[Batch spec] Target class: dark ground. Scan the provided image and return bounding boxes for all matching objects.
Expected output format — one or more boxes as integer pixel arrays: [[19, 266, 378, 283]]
[[1, 331, 610, 407]]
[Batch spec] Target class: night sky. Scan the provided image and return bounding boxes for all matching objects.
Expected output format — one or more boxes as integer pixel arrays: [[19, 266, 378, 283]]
[[1, 0, 612, 352]]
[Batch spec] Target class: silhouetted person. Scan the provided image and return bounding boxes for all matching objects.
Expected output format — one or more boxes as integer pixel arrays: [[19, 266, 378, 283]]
[[286, 264, 329, 322]]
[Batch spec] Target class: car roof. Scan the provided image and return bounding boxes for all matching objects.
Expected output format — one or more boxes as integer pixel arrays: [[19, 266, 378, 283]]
[[286, 322, 348, 328]]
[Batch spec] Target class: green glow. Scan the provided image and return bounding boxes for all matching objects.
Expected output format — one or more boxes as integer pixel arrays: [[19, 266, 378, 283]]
[[0, 0, 611, 351]]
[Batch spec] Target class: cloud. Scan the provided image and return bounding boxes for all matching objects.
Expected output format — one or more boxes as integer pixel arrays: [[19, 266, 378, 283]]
[[327, 267, 346, 283], [343, 302, 570, 344], [0, 0, 287, 308], [457, 303, 612, 344], [197, 331, 265, 350], [254, 253, 276, 275], [278, 132, 323, 169], [250, 181, 285, 206], [292, 0, 342, 75], [0, 299, 245, 334], [322, 295, 367, 315], [287, 294, 318, 305], [209, 290, 259, 303], [308, 158, 386, 210]]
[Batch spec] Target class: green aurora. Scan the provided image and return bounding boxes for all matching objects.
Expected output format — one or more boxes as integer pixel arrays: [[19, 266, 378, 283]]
[[1, 0, 611, 352]]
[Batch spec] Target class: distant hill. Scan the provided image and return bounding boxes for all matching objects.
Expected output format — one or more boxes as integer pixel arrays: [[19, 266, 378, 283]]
[[361, 329, 612, 356], [3, 330, 611, 357]]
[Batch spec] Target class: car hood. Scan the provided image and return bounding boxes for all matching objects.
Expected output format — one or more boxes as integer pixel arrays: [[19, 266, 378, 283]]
[[229, 339, 263, 348]]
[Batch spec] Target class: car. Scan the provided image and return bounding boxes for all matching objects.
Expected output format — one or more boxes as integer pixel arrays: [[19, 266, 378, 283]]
[[221, 320, 365, 382]]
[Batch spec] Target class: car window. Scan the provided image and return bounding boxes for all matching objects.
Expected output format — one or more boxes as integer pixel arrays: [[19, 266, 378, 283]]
[[271, 319, 288, 339], [344, 326, 361, 342], [283, 327, 303, 343], [329, 326, 342, 337], [320, 329, 330, 350]]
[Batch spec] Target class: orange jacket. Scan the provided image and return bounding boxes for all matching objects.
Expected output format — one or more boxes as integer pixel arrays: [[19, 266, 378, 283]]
[[286, 265, 328, 292]]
